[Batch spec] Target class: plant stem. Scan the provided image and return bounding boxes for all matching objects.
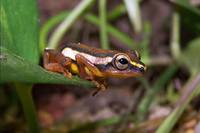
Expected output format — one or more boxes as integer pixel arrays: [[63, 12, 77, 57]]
[[85, 14, 138, 49], [39, 13, 67, 53], [124, 0, 142, 33], [156, 73, 200, 133], [108, 4, 126, 21], [136, 65, 178, 121], [170, 11, 180, 59], [15, 83, 40, 133], [99, 0, 109, 49], [48, 0, 95, 49]]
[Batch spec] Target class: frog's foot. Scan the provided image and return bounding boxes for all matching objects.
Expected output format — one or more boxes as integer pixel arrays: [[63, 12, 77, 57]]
[[63, 70, 72, 78], [91, 80, 107, 96]]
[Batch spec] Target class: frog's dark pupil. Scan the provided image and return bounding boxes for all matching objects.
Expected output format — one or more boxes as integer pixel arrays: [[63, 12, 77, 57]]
[[119, 58, 128, 64]]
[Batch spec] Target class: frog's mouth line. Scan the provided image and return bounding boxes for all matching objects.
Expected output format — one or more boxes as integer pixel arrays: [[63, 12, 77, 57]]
[[104, 71, 144, 78]]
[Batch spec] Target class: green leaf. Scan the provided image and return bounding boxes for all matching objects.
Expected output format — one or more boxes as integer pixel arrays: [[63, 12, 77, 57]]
[[181, 37, 200, 75], [0, 0, 39, 64], [0, 47, 93, 87], [99, 0, 109, 49]]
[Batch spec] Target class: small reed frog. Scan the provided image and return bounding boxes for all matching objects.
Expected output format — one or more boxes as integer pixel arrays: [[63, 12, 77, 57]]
[[43, 43, 146, 95]]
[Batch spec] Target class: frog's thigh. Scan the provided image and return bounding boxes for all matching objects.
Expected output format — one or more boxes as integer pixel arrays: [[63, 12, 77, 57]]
[[44, 63, 72, 78], [60, 57, 72, 67], [43, 49, 72, 78], [75, 54, 93, 79], [43, 48, 71, 67], [43, 49, 59, 65], [75, 54, 102, 77]]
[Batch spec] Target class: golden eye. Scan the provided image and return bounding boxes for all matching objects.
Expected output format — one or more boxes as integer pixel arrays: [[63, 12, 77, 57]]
[[114, 54, 129, 70], [135, 50, 141, 59]]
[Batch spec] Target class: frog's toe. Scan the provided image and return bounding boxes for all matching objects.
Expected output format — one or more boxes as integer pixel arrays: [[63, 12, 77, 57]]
[[63, 71, 72, 78]]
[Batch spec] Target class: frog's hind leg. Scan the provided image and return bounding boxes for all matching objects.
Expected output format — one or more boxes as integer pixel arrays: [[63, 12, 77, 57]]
[[43, 49, 72, 78], [75, 54, 107, 95], [75, 54, 94, 80], [75, 54, 105, 78]]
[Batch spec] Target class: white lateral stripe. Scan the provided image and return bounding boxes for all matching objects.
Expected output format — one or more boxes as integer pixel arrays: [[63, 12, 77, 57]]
[[62, 48, 79, 60], [62, 48, 113, 64]]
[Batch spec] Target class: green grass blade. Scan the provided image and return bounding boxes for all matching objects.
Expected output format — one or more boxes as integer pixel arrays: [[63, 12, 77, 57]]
[[124, 0, 142, 33], [156, 74, 200, 133], [108, 4, 126, 21], [171, 0, 200, 34], [69, 116, 122, 133], [85, 14, 138, 49], [99, 0, 109, 49], [180, 37, 200, 75], [39, 13, 68, 53], [170, 11, 180, 59], [48, 0, 95, 49], [172, 0, 200, 16], [136, 65, 178, 121], [40, 12, 138, 51]]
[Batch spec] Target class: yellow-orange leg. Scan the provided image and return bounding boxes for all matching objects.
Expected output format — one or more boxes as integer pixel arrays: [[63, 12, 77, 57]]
[[75, 54, 93, 80], [75, 54, 107, 95], [43, 49, 72, 78], [92, 79, 107, 96]]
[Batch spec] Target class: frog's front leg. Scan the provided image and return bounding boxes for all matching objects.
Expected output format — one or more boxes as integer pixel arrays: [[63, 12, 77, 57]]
[[43, 49, 72, 78], [91, 78, 107, 96], [75, 54, 107, 92]]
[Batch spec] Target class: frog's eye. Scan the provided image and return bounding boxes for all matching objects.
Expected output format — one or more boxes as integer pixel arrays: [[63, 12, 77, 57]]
[[114, 54, 129, 70], [135, 50, 141, 60]]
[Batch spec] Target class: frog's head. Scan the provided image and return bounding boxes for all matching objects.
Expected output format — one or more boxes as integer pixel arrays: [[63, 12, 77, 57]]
[[102, 50, 147, 78]]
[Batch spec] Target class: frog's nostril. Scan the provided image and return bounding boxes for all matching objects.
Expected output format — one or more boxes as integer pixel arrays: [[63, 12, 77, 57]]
[[139, 67, 145, 72]]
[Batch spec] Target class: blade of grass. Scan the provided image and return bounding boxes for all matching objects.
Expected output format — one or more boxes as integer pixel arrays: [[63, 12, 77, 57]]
[[136, 65, 178, 121], [48, 0, 95, 49], [172, 0, 200, 16], [156, 73, 200, 133], [139, 22, 151, 64], [40, 12, 138, 51], [15, 83, 40, 133], [39, 12, 68, 53], [171, 0, 200, 34], [69, 116, 121, 133], [99, 0, 109, 49], [108, 4, 126, 21], [180, 37, 200, 75], [170, 11, 180, 59], [85, 14, 138, 49], [108, 0, 144, 21], [124, 0, 142, 33]]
